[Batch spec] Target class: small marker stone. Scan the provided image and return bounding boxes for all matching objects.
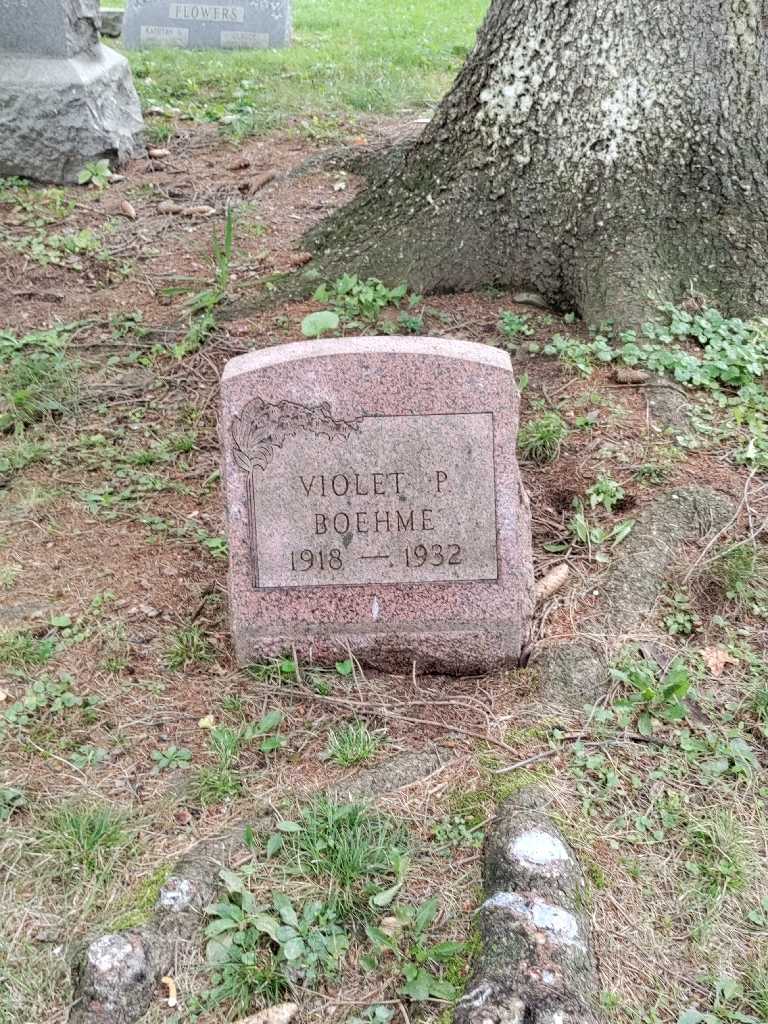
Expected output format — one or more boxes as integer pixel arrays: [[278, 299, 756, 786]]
[[123, 0, 292, 50], [220, 336, 534, 674]]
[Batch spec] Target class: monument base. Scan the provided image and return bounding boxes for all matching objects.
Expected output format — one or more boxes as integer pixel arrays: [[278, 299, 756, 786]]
[[233, 623, 525, 677], [0, 46, 144, 184]]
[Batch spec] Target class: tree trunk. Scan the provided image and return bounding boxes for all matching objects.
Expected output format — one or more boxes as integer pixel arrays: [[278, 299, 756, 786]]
[[306, 0, 768, 325]]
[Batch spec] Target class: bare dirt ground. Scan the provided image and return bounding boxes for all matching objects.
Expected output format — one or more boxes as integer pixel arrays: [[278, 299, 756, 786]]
[[2, 116, 768, 1024]]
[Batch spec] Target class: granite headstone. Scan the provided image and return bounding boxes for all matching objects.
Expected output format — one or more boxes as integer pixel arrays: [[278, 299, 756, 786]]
[[0, 0, 144, 184], [122, 0, 291, 49], [220, 336, 534, 675]]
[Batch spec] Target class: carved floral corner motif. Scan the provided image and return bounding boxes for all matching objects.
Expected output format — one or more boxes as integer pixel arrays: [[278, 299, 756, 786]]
[[231, 396, 360, 475]]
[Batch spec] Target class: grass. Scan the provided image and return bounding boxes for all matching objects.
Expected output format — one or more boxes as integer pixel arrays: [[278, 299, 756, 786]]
[[194, 725, 244, 804], [684, 810, 753, 904], [194, 764, 242, 804], [552, 661, 768, 1020], [517, 411, 568, 463], [695, 542, 768, 613], [326, 719, 382, 766], [0, 941, 64, 1024], [0, 630, 56, 667], [0, 800, 141, 1022], [0, 329, 80, 432], [164, 623, 214, 670], [116, 0, 488, 135], [277, 797, 408, 911], [32, 803, 133, 878], [0, 436, 50, 479]]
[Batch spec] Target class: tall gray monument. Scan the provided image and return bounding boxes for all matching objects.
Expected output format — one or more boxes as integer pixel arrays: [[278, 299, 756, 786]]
[[0, 0, 144, 184], [122, 0, 291, 50]]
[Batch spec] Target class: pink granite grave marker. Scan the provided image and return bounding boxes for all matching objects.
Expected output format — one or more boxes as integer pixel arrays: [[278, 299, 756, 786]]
[[220, 336, 533, 674]]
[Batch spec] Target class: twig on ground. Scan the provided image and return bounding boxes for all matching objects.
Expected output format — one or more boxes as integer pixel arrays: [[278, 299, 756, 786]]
[[605, 381, 690, 397], [682, 469, 765, 583], [492, 749, 558, 774], [277, 685, 518, 755], [492, 731, 672, 774]]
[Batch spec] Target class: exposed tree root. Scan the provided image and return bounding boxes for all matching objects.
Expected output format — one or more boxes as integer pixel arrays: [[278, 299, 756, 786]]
[[68, 749, 451, 1024], [455, 786, 599, 1024], [533, 487, 736, 705], [69, 824, 258, 1024]]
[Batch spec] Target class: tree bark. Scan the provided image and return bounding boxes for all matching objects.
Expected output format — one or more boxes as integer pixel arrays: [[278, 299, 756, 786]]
[[306, 0, 768, 325]]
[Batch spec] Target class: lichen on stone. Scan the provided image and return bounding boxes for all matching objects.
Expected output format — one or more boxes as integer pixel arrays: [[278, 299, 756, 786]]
[[509, 829, 570, 871]]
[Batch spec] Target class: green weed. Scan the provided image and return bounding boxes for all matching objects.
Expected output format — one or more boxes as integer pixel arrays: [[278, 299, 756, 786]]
[[1, 673, 100, 729], [141, 514, 228, 559], [663, 592, 701, 636], [432, 814, 484, 851], [110, 310, 150, 340], [532, 304, 768, 469], [325, 720, 382, 766], [517, 411, 568, 463], [0, 787, 26, 822], [587, 474, 626, 511], [532, 332, 614, 376], [151, 745, 192, 772], [348, 1008, 395, 1024], [33, 803, 132, 878], [633, 462, 670, 485], [0, 630, 56, 667], [0, 177, 74, 225], [69, 744, 109, 770], [268, 798, 408, 913], [499, 310, 534, 340], [163, 624, 214, 670], [9, 227, 108, 270], [203, 877, 347, 1016], [77, 159, 112, 189], [312, 274, 414, 326], [544, 500, 634, 563], [608, 655, 692, 736], [301, 309, 340, 338], [679, 973, 768, 1024], [380, 310, 425, 335], [365, 896, 464, 1002]]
